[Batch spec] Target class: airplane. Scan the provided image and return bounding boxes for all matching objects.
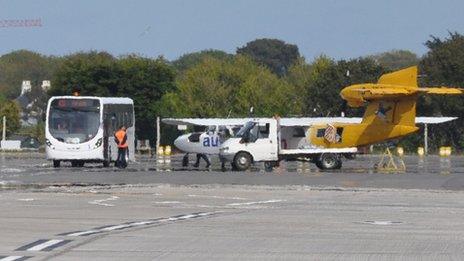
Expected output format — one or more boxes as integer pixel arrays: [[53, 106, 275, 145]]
[[163, 115, 456, 169], [215, 66, 463, 170], [163, 66, 462, 170], [309, 66, 463, 148]]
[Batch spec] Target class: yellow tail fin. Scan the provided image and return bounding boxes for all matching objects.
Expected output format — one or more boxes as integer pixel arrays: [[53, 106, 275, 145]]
[[362, 66, 418, 126], [377, 66, 417, 87]]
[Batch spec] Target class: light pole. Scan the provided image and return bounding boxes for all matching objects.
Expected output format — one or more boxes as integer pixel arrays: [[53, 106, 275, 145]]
[[2, 116, 6, 141]]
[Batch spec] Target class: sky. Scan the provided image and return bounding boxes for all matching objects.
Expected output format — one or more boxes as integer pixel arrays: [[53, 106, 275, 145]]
[[1, 0, 464, 62]]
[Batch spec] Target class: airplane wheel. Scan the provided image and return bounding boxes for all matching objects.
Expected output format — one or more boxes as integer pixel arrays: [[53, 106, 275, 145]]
[[317, 154, 341, 170], [53, 160, 60, 168], [182, 154, 189, 167], [233, 152, 252, 171]]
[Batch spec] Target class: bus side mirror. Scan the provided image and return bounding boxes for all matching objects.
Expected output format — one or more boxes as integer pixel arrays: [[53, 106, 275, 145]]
[[41, 112, 46, 122]]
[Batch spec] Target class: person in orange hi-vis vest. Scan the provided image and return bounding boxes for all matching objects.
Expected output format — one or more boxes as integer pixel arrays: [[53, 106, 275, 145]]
[[114, 125, 128, 168]]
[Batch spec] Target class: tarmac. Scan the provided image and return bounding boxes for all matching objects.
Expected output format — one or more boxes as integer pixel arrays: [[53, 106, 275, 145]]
[[1, 152, 464, 260]]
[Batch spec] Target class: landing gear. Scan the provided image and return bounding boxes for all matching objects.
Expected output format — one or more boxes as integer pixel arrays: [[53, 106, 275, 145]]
[[315, 153, 342, 170], [182, 153, 189, 167], [264, 161, 279, 172], [53, 160, 60, 168], [374, 147, 405, 172]]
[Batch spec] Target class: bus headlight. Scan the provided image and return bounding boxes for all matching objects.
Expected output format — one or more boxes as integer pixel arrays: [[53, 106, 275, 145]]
[[94, 138, 103, 149], [45, 139, 52, 147]]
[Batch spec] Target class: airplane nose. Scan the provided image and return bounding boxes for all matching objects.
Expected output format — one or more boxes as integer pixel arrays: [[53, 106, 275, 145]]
[[174, 134, 190, 151]]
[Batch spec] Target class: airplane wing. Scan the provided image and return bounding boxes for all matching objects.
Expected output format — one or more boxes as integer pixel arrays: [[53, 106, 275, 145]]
[[415, 117, 457, 124], [280, 117, 362, 126], [162, 118, 248, 126], [417, 87, 464, 95], [164, 117, 457, 127], [280, 117, 457, 126]]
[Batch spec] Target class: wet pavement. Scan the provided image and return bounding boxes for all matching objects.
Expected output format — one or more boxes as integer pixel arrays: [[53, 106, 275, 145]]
[[1, 152, 463, 190], [2, 152, 464, 260]]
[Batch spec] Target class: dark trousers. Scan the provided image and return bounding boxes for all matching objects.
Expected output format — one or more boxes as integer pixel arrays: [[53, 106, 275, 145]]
[[116, 147, 127, 168], [194, 153, 211, 167]]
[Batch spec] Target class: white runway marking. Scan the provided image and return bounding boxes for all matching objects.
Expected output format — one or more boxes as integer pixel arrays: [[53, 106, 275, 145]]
[[16, 239, 71, 252], [227, 199, 285, 206], [65, 230, 100, 237], [28, 240, 60, 251], [27, 239, 63, 251], [187, 194, 247, 200], [154, 201, 182, 204], [100, 224, 133, 231], [88, 196, 119, 207], [61, 212, 219, 237], [17, 198, 35, 202], [0, 168, 24, 173], [363, 220, 403, 225], [0, 256, 28, 261]]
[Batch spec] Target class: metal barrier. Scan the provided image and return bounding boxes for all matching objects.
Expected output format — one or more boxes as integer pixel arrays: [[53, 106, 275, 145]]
[[155, 146, 171, 171], [136, 139, 151, 155]]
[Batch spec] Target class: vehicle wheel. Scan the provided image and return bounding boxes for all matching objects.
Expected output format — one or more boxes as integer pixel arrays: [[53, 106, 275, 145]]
[[71, 161, 84, 167], [316, 154, 341, 170], [53, 160, 60, 168], [103, 160, 110, 167], [233, 152, 252, 171], [231, 162, 238, 171]]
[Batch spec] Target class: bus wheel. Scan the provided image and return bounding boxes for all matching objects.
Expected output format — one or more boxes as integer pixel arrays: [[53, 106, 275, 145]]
[[53, 160, 60, 168], [103, 160, 110, 167], [233, 152, 252, 171], [316, 154, 341, 170], [71, 161, 85, 167]]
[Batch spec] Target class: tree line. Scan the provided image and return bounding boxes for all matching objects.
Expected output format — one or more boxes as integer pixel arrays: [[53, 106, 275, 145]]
[[1, 33, 463, 152]]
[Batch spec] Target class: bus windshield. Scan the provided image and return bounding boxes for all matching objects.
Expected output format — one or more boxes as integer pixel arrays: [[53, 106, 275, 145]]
[[48, 99, 101, 144]]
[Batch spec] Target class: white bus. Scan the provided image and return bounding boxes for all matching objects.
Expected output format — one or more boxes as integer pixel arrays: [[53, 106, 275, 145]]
[[45, 96, 135, 167]]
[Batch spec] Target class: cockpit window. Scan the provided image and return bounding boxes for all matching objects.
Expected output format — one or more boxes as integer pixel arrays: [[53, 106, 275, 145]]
[[188, 133, 201, 142]]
